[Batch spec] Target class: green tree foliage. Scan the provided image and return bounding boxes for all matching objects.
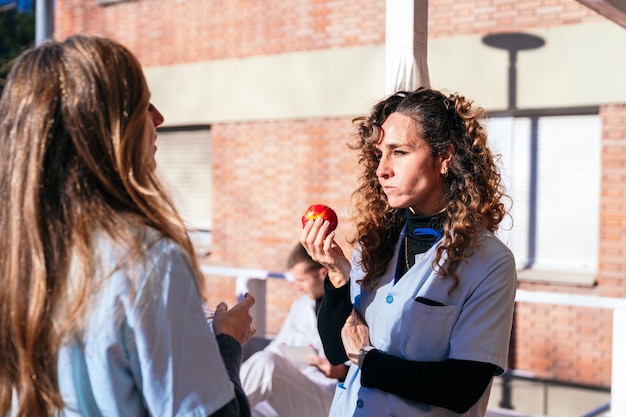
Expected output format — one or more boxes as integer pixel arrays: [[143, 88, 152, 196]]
[[0, 8, 35, 94]]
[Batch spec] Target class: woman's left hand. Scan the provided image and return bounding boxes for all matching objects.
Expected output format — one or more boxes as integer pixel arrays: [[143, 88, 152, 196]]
[[212, 293, 257, 346], [341, 309, 371, 365]]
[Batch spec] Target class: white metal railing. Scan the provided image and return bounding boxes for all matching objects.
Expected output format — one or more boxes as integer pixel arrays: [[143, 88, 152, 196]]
[[515, 289, 625, 417], [200, 265, 625, 416]]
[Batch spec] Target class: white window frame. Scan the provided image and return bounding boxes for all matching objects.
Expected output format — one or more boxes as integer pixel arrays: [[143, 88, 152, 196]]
[[487, 111, 601, 285]]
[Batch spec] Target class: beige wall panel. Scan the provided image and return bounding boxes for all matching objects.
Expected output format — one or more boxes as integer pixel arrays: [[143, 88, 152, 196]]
[[516, 22, 626, 108], [428, 37, 510, 109], [145, 46, 385, 126], [429, 21, 626, 110], [146, 21, 625, 126]]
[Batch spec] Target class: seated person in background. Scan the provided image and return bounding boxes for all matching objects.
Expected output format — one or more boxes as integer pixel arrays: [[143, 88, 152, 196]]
[[240, 243, 348, 417]]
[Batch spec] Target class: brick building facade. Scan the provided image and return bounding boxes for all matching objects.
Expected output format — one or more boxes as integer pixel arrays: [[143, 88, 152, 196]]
[[53, 0, 626, 413]]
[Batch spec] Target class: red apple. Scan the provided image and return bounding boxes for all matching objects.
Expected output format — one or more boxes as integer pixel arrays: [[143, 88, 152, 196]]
[[301, 204, 338, 232]]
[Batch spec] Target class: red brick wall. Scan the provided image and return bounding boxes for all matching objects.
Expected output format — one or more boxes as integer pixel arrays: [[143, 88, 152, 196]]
[[55, 0, 603, 66], [429, 0, 603, 37], [599, 103, 626, 293], [208, 118, 358, 268], [53, 0, 625, 382], [513, 304, 614, 386], [55, 0, 385, 66]]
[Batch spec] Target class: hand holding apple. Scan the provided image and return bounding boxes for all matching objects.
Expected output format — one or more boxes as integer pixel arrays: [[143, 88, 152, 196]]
[[300, 204, 350, 288], [301, 204, 338, 232]]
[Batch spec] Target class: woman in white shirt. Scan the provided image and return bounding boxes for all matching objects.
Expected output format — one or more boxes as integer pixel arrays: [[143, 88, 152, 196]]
[[0, 34, 255, 417]]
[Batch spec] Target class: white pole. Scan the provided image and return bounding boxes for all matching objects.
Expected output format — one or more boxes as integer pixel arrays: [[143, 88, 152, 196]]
[[610, 309, 626, 416], [385, 0, 430, 95]]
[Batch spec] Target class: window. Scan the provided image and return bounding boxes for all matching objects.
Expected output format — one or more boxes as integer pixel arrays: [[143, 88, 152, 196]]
[[155, 127, 213, 256], [487, 114, 601, 285]]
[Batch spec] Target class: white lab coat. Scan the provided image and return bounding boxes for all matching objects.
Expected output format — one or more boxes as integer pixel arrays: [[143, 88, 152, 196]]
[[56, 228, 235, 417], [241, 295, 340, 417], [329, 230, 517, 417]]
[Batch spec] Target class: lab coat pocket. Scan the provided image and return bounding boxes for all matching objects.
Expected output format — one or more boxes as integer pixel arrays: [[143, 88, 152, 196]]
[[328, 365, 357, 417], [395, 301, 459, 361], [414, 296, 444, 306]]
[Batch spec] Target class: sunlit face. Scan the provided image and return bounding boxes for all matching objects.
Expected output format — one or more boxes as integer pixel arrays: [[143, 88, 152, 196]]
[[375, 112, 449, 216], [144, 103, 164, 171], [289, 261, 326, 300]]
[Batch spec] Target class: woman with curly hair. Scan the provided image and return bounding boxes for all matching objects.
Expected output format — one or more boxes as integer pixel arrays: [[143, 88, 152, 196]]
[[301, 88, 517, 416], [0, 35, 255, 417]]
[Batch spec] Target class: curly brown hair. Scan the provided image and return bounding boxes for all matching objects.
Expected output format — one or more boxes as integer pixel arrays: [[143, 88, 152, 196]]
[[348, 88, 508, 290]]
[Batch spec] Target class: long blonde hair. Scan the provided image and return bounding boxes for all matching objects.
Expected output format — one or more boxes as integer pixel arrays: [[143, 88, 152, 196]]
[[0, 34, 202, 416]]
